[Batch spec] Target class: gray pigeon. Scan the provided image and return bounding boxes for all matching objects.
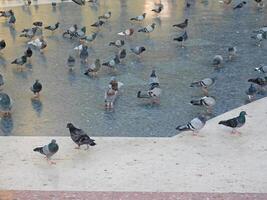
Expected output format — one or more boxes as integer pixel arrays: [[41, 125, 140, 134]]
[[66, 123, 96, 149], [254, 65, 267, 73], [0, 74, 4, 89], [176, 115, 206, 135], [80, 45, 89, 63], [8, 14, 16, 26], [246, 84, 257, 101], [130, 13, 146, 21], [190, 96, 216, 113], [173, 31, 188, 47], [44, 22, 60, 32], [212, 55, 223, 67], [138, 23, 156, 33], [31, 80, 42, 98], [33, 139, 59, 164], [131, 46, 146, 55], [219, 111, 247, 134], [20, 27, 38, 39], [228, 46, 237, 60], [11, 55, 27, 71], [109, 40, 125, 48], [80, 32, 97, 42], [102, 55, 120, 68], [118, 49, 127, 59], [98, 11, 111, 20], [67, 55, 75, 70], [0, 92, 12, 115], [190, 77, 216, 95]]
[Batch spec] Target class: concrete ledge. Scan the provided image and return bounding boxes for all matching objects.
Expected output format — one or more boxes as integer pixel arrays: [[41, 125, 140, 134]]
[[0, 98, 267, 193], [0, 191, 267, 200]]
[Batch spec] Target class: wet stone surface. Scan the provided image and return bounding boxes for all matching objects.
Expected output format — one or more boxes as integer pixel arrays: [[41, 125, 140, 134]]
[[0, 0, 266, 136]]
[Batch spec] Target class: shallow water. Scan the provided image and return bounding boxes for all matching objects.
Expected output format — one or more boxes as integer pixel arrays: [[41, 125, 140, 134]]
[[0, 0, 266, 137]]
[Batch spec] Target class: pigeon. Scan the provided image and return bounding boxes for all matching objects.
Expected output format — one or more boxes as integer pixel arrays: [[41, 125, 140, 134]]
[[251, 32, 267, 46], [228, 46, 237, 60], [102, 55, 120, 68], [109, 40, 125, 48], [20, 27, 38, 39], [248, 77, 267, 86], [212, 55, 223, 68], [117, 49, 127, 59], [0, 10, 13, 18], [8, 14, 16, 26], [117, 28, 134, 36], [0, 74, 4, 89], [138, 23, 156, 33], [0, 92, 12, 115], [31, 80, 42, 98], [254, 0, 264, 8], [33, 21, 43, 27], [75, 26, 86, 38], [91, 20, 105, 28], [24, 47, 33, 58], [173, 31, 188, 47], [137, 70, 161, 104], [176, 115, 206, 135], [84, 59, 101, 76], [67, 55, 75, 70], [190, 96, 216, 113], [190, 77, 216, 95], [152, 2, 164, 13], [233, 1, 246, 9], [66, 123, 96, 149], [80, 32, 97, 42], [79, 45, 89, 63], [33, 139, 59, 164], [11, 55, 27, 68], [0, 40, 6, 51], [28, 37, 47, 52], [255, 65, 267, 73], [246, 84, 257, 101], [52, 2, 57, 6], [173, 19, 188, 29], [44, 22, 60, 31], [98, 11, 111, 20], [130, 13, 146, 21], [130, 46, 146, 55], [71, 0, 85, 6], [219, 111, 247, 134]]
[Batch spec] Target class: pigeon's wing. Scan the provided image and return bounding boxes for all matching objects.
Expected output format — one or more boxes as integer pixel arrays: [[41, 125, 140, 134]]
[[190, 118, 205, 130]]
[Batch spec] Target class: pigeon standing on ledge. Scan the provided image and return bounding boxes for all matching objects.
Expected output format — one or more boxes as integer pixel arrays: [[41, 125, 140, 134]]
[[67, 123, 96, 150], [176, 115, 206, 136], [33, 139, 59, 164], [219, 111, 247, 134]]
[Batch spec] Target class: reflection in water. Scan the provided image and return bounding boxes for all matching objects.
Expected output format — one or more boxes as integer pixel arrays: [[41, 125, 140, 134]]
[[0, 116, 14, 135], [31, 98, 43, 117]]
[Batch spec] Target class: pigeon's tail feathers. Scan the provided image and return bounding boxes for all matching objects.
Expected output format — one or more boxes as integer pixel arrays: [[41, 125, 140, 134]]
[[11, 60, 16, 64], [130, 17, 137, 21], [109, 42, 115, 46], [89, 140, 96, 146], [33, 147, 43, 153], [190, 99, 202, 106], [190, 81, 200, 87], [176, 124, 190, 131], [218, 120, 227, 125]]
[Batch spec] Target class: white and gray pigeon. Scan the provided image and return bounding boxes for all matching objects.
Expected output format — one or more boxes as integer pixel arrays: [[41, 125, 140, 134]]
[[102, 55, 120, 68], [131, 46, 146, 55], [212, 55, 223, 67], [98, 11, 111, 20], [80, 32, 98, 42], [228, 46, 237, 60], [33, 139, 59, 164], [66, 123, 96, 149], [80, 45, 89, 63], [20, 27, 38, 39], [251, 32, 267, 46], [138, 23, 156, 33], [190, 77, 216, 95], [109, 40, 125, 48], [130, 13, 146, 21], [44, 22, 60, 31], [176, 115, 206, 135], [190, 96, 216, 113], [254, 65, 267, 73]]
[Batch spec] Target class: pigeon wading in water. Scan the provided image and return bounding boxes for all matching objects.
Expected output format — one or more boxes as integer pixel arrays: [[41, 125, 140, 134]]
[[33, 139, 59, 164], [176, 115, 206, 136], [190, 77, 216, 95], [130, 13, 146, 21], [31, 80, 42, 99], [246, 84, 257, 101], [173, 19, 188, 29], [0, 92, 12, 116], [190, 96, 216, 113], [66, 123, 96, 149], [84, 59, 101, 77], [219, 111, 247, 134]]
